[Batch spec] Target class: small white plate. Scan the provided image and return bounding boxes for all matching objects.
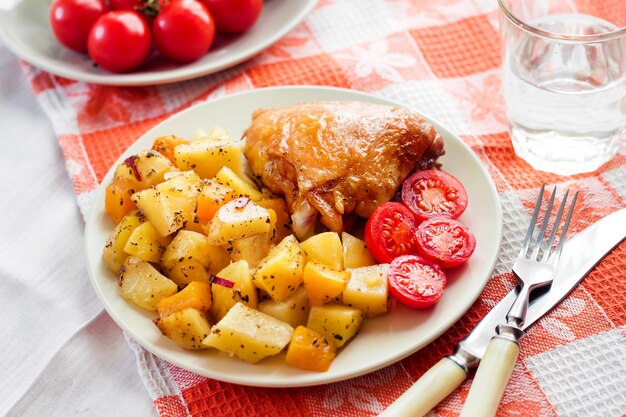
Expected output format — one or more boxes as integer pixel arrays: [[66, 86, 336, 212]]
[[85, 86, 503, 387], [0, 0, 316, 86]]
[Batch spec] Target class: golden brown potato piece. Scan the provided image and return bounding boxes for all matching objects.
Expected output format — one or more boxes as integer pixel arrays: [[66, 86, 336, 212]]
[[243, 101, 444, 238]]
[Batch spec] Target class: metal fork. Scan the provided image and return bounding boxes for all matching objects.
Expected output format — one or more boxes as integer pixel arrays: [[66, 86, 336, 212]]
[[460, 185, 578, 417]]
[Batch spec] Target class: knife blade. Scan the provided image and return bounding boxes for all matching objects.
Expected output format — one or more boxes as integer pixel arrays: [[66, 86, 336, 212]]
[[380, 208, 626, 417]]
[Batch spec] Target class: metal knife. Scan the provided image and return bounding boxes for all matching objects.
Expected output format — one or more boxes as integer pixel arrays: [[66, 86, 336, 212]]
[[380, 208, 626, 417]]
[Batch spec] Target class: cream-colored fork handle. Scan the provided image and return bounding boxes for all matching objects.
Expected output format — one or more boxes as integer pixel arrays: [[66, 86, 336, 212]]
[[379, 357, 467, 417], [459, 337, 520, 417]]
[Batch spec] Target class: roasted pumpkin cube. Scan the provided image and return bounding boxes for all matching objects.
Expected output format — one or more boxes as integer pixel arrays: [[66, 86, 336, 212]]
[[343, 264, 389, 317], [154, 308, 212, 350], [103, 211, 146, 274], [215, 166, 263, 201], [303, 262, 350, 306], [113, 150, 176, 190], [151, 135, 189, 164], [123, 221, 173, 263], [206, 198, 271, 245], [210, 260, 258, 321], [174, 137, 243, 179], [118, 256, 178, 311], [257, 197, 291, 243], [157, 281, 212, 317], [203, 303, 293, 363], [196, 180, 237, 224], [301, 232, 343, 270], [131, 171, 203, 237], [258, 285, 310, 328], [342, 232, 376, 269], [105, 178, 138, 224], [253, 235, 304, 302], [307, 304, 364, 348], [285, 326, 336, 372]]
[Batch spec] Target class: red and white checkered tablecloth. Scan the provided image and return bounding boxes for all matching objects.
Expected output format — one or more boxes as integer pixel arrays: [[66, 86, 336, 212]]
[[20, 0, 626, 416]]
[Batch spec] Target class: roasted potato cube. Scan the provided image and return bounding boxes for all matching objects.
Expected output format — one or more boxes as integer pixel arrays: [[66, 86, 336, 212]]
[[206, 198, 271, 245], [103, 211, 146, 274], [307, 304, 364, 348], [118, 256, 178, 311], [253, 235, 304, 302], [154, 308, 212, 350], [113, 150, 176, 190], [229, 233, 272, 268], [285, 326, 336, 372], [157, 281, 212, 317], [174, 135, 243, 179], [215, 166, 264, 201], [342, 232, 376, 269], [343, 264, 389, 317], [301, 232, 343, 270], [131, 171, 203, 237], [210, 260, 258, 321], [123, 221, 172, 263], [303, 262, 350, 306], [258, 285, 310, 328], [167, 259, 210, 288], [203, 303, 293, 363], [161, 230, 213, 270]]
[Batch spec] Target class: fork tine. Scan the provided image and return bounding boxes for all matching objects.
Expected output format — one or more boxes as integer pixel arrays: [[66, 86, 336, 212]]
[[552, 191, 578, 262], [521, 184, 545, 255], [544, 189, 570, 260], [531, 186, 557, 260]]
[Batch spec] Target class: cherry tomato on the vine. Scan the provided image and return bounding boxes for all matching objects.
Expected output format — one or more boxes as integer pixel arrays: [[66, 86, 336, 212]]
[[87, 11, 152, 73], [401, 170, 468, 222], [364, 202, 420, 264], [199, 0, 262, 33], [50, 0, 107, 52], [415, 217, 476, 268], [153, 0, 215, 63], [388, 255, 447, 309]]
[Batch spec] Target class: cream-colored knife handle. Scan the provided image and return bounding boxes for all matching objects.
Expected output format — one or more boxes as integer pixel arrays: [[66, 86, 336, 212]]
[[379, 357, 467, 417], [460, 337, 520, 417]]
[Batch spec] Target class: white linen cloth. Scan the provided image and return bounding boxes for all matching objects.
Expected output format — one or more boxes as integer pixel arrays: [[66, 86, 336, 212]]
[[0, 41, 156, 417]]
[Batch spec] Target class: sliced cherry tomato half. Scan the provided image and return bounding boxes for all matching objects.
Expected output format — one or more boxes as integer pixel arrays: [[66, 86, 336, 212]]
[[415, 217, 476, 268], [401, 170, 468, 222], [364, 202, 420, 264], [389, 254, 447, 309]]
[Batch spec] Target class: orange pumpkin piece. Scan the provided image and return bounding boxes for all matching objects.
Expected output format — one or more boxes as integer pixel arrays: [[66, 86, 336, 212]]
[[157, 281, 212, 317], [196, 180, 236, 224], [105, 178, 137, 224], [285, 326, 336, 372], [152, 135, 189, 164]]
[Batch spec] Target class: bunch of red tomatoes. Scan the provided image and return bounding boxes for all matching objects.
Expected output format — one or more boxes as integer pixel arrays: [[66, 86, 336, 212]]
[[50, 0, 263, 72]]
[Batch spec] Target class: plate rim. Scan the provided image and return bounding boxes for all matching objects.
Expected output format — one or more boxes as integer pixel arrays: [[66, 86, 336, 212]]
[[84, 85, 503, 387], [0, 0, 317, 86]]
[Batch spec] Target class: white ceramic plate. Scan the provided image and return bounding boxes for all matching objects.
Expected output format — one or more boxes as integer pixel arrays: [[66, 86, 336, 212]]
[[0, 0, 316, 86], [85, 86, 503, 387]]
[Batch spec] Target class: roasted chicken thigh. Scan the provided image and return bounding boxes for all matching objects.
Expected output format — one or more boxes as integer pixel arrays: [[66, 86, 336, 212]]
[[243, 101, 444, 238]]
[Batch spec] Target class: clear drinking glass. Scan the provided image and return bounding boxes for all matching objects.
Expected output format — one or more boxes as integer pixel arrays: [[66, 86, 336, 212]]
[[499, 0, 626, 175]]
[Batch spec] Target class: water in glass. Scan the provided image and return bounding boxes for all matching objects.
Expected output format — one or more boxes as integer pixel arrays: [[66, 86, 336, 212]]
[[504, 14, 625, 175]]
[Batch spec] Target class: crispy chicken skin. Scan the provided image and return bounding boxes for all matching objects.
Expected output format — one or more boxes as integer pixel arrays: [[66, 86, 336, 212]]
[[243, 101, 444, 238]]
